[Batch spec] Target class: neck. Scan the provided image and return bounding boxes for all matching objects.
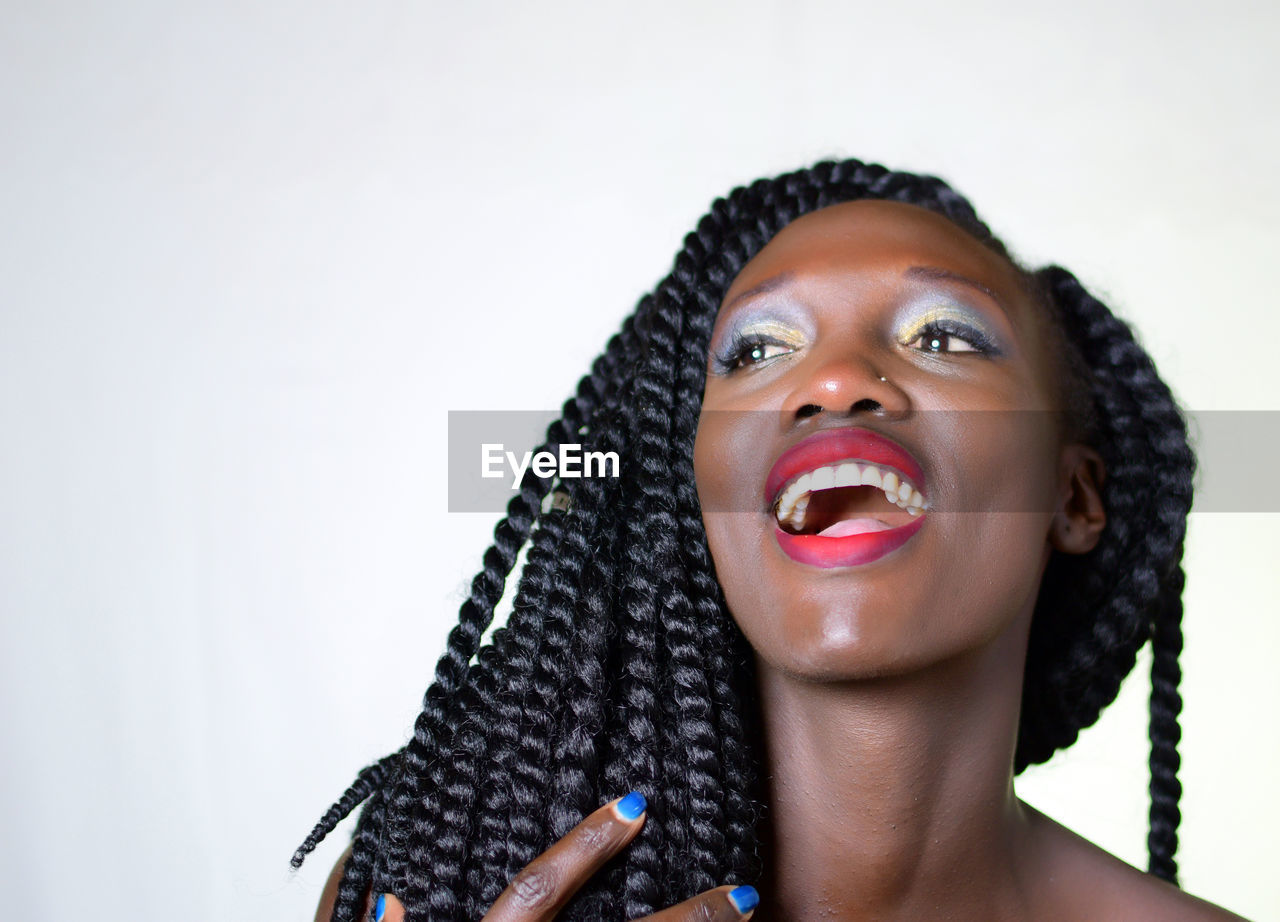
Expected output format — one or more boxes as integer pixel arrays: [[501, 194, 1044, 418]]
[[753, 620, 1038, 922]]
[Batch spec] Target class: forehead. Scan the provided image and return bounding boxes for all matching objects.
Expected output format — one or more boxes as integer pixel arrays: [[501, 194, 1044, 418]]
[[722, 199, 1026, 306]]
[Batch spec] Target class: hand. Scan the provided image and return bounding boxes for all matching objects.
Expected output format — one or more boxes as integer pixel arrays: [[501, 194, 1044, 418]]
[[367, 793, 759, 922]]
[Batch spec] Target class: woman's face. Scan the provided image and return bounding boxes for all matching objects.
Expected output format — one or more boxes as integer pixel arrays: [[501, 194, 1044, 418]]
[[693, 200, 1081, 681]]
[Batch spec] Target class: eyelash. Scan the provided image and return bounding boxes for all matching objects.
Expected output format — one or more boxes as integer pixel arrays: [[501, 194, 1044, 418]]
[[711, 317, 1001, 373], [710, 331, 797, 373], [905, 318, 1000, 356]]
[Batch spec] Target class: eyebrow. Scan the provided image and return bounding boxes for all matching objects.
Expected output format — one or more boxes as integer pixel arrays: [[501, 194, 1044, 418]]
[[903, 266, 1009, 316], [720, 272, 794, 314]]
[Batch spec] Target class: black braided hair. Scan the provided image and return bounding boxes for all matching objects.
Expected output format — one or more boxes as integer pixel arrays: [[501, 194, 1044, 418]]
[[295, 159, 1196, 919]]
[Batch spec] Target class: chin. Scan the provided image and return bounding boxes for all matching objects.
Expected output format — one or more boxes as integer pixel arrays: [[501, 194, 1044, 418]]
[[738, 579, 1029, 687], [742, 597, 937, 683]]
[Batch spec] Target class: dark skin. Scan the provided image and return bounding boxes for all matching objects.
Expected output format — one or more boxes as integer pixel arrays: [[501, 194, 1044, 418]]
[[315, 799, 753, 922], [319, 201, 1246, 922], [693, 200, 1244, 921]]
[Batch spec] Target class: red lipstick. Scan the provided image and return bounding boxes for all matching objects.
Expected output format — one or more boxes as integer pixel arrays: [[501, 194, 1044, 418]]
[[765, 428, 927, 569], [774, 516, 924, 568], [764, 428, 926, 506]]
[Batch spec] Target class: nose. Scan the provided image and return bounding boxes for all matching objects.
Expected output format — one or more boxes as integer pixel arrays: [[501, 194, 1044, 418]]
[[783, 350, 911, 423]]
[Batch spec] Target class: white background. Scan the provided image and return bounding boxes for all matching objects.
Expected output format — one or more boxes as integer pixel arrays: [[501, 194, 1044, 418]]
[[2, 1, 1277, 919]]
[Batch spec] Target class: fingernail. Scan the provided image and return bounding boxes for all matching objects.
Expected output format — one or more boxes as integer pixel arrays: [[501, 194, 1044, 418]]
[[614, 790, 647, 821], [727, 885, 759, 915], [374, 893, 387, 922]]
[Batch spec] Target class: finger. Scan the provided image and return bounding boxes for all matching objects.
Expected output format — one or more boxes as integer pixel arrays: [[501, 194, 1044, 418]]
[[641, 885, 759, 922], [481, 791, 649, 922]]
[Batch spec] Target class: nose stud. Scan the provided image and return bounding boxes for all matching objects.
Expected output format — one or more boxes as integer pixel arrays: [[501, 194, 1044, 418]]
[[878, 375, 888, 383]]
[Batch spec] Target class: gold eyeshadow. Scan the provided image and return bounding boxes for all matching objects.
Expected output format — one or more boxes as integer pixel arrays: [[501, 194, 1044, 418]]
[[711, 292, 1008, 373], [893, 303, 1005, 355], [729, 318, 808, 347], [709, 303, 816, 373]]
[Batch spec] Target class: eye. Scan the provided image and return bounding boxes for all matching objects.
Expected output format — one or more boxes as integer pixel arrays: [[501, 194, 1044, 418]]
[[903, 320, 996, 355], [712, 334, 798, 372]]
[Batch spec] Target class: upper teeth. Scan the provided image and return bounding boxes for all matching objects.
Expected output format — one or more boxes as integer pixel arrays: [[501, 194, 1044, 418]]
[[774, 459, 926, 531]]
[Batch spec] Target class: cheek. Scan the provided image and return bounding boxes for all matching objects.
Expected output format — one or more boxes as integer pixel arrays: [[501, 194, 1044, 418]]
[[932, 407, 1063, 514], [698, 506, 810, 679], [694, 414, 786, 659], [692, 417, 721, 513], [694, 415, 758, 622], [700, 518, 801, 666], [930, 512, 1054, 621], [917, 417, 1059, 624], [693, 407, 768, 515]]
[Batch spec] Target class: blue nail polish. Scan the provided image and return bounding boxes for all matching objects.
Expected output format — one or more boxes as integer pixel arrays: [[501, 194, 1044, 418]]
[[615, 791, 647, 821], [374, 893, 386, 922], [727, 885, 759, 914]]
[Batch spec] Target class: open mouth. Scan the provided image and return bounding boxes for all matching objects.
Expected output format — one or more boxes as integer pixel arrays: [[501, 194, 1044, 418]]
[[764, 428, 928, 568], [773, 459, 926, 535]]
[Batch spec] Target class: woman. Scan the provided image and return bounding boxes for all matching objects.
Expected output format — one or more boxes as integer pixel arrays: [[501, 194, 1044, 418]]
[[296, 160, 1245, 920]]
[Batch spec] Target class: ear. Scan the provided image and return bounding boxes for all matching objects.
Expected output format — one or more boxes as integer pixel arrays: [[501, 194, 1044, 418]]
[[1049, 443, 1106, 554]]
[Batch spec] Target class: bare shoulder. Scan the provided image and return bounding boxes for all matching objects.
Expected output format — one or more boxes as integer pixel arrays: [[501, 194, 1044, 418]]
[[1023, 804, 1251, 922]]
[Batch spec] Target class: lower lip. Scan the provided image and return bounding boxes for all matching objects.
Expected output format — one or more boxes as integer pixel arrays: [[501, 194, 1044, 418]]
[[773, 516, 925, 568]]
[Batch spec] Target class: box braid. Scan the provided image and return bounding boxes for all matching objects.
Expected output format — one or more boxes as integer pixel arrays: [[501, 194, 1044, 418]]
[[294, 159, 1196, 920], [1022, 264, 1194, 882]]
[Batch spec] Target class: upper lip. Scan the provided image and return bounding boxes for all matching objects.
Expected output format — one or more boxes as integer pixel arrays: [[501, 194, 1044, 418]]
[[764, 427, 928, 508]]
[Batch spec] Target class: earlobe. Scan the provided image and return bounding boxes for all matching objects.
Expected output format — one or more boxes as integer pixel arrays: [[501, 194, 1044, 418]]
[[1049, 444, 1106, 554]]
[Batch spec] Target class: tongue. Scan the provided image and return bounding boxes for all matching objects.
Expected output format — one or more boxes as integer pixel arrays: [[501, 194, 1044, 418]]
[[816, 517, 894, 539]]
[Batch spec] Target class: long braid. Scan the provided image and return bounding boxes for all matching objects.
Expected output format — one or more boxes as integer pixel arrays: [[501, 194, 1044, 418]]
[[1020, 266, 1193, 880], [411, 298, 656, 921], [466, 508, 570, 907], [379, 485, 541, 921], [548, 446, 631, 922], [1148, 562, 1186, 882], [683, 207, 764, 887], [653, 248, 732, 899], [466, 315, 647, 908], [612, 281, 685, 919], [296, 159, 1197, 918], [333, 782, 392, 921], [301, 309, 643, 919], [389, 324, 647, 920], [290, 753, 400, 922], [292, 750, 402, 871]]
